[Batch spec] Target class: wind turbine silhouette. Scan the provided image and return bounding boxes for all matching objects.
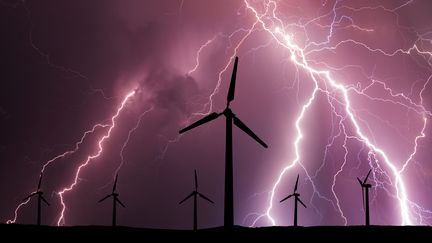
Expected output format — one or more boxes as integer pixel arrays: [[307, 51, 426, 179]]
[[280, 174, 306, 227], [98, 174, 125, 227], [23, 172, 50, 226], [179, 170, 214, 231], [357, 169, 372, 226], [179, 56, 268, 228]]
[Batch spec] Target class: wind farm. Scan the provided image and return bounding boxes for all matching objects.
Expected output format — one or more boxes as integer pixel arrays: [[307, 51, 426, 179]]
[[2, 0, 432, 241]]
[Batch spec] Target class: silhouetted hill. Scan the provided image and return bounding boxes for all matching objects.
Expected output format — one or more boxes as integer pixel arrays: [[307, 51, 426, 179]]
[[1, 224, 431, 241]]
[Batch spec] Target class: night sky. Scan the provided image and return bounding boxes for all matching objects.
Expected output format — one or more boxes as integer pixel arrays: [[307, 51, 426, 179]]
[[1, 0, 432, 228]]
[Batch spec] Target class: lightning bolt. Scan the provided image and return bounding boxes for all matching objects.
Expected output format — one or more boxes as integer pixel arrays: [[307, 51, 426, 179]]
[[187, 0, 430, 226], [6, 90, 141, 225], [7, 89, 156, 225], [243, 0, 431, 226], [56, 90, 135, 226], [187, 36, 219, 76], [6, 0, 431, 227], [114, 105, 154, 176], [6, 123, 109, 224]]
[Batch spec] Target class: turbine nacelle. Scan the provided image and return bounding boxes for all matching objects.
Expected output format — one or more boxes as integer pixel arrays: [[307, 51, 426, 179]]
[[223, 107, 233, 116]]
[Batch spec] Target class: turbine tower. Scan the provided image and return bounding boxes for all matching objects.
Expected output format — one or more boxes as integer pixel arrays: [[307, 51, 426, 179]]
[[98, 174, 125, 227], [280, 174, 306, 227], [179, 170, 214, 231], [23, 172, 50, 226], [179, 56, 268, 228], [357, 169, 372, 226]]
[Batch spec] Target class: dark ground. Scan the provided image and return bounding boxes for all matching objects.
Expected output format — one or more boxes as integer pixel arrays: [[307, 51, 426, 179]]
[[1, 224, 431, 241]]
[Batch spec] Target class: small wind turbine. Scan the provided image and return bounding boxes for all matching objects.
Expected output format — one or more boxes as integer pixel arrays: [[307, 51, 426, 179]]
[[23, 172, 50, 226], [179, 170, 214, 231], [280, 174, 306, 227], [357, 169, 372, 226], [98, 174, 125, 227]]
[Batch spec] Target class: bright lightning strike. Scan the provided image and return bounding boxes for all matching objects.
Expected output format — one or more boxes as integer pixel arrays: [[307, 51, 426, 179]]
[[188, 0, 431, 226], [6, 123, 110, 224], [7, 89, 150, 226], [57, 90, 136, 226], [5, 0, 431, 227], [242, 0, 429, 226]]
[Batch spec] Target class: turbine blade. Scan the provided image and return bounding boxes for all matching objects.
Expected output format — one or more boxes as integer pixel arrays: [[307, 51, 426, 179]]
[[195, 170, 198, 189], [23, 192, 36, 202], [198, 193, 214, 204], [294, 174, 299, 192], [113, 174, 118, 193], [233, 116, 268, 148], [116, 198, 126, 208], [41, 196, 50, 206], [179, 192, 194, 205], [362, 188, 365, 210], [37, 173, 43, 191], [357, 177, 363, 186], [98, 195, 111, 203], [363, 169, 372, 184], [227, 56, 239, 104], [179, 112, 221, 134], [280, 194, 293, 203], [298, 198, 307, 208]]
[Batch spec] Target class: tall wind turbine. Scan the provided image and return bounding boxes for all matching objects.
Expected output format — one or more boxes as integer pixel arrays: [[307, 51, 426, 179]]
[[23, 172, 50, 226], [179, 56, 268, 227], [357, 169, 372, 226], [98, 174, 125, 227], [179, 170, 214, 231], [280, 174, 306, 227]]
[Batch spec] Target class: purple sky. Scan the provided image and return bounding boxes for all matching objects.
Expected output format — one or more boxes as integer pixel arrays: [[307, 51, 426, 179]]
[[1, 0, 431, 228]]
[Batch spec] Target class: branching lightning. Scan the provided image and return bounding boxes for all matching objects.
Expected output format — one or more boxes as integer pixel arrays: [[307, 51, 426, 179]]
[[5, 0, 432, 227], [6, 90, 142, 225], [56, 90, 136, 226], [187, 0, 431, 226], [6, 123, 109, 224], [114, 106, 154, 176], [246, 0, 431, 226]]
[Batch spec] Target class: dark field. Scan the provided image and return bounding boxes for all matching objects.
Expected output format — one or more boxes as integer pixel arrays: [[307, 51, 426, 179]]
[[1, 224, 431, 241]]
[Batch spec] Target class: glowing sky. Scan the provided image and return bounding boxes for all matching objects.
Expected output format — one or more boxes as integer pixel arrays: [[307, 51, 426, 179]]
[[1, 0, 431, 228]]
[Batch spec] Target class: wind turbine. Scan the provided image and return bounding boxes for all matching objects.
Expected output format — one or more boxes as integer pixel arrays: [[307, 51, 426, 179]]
[[280, 174, 306, 227], [23, 172, 50, 226], [357, 169, 372, 226], [179, 170, 214, 231], [179, 56, 268, 227], [98, 174, 125, 227]]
